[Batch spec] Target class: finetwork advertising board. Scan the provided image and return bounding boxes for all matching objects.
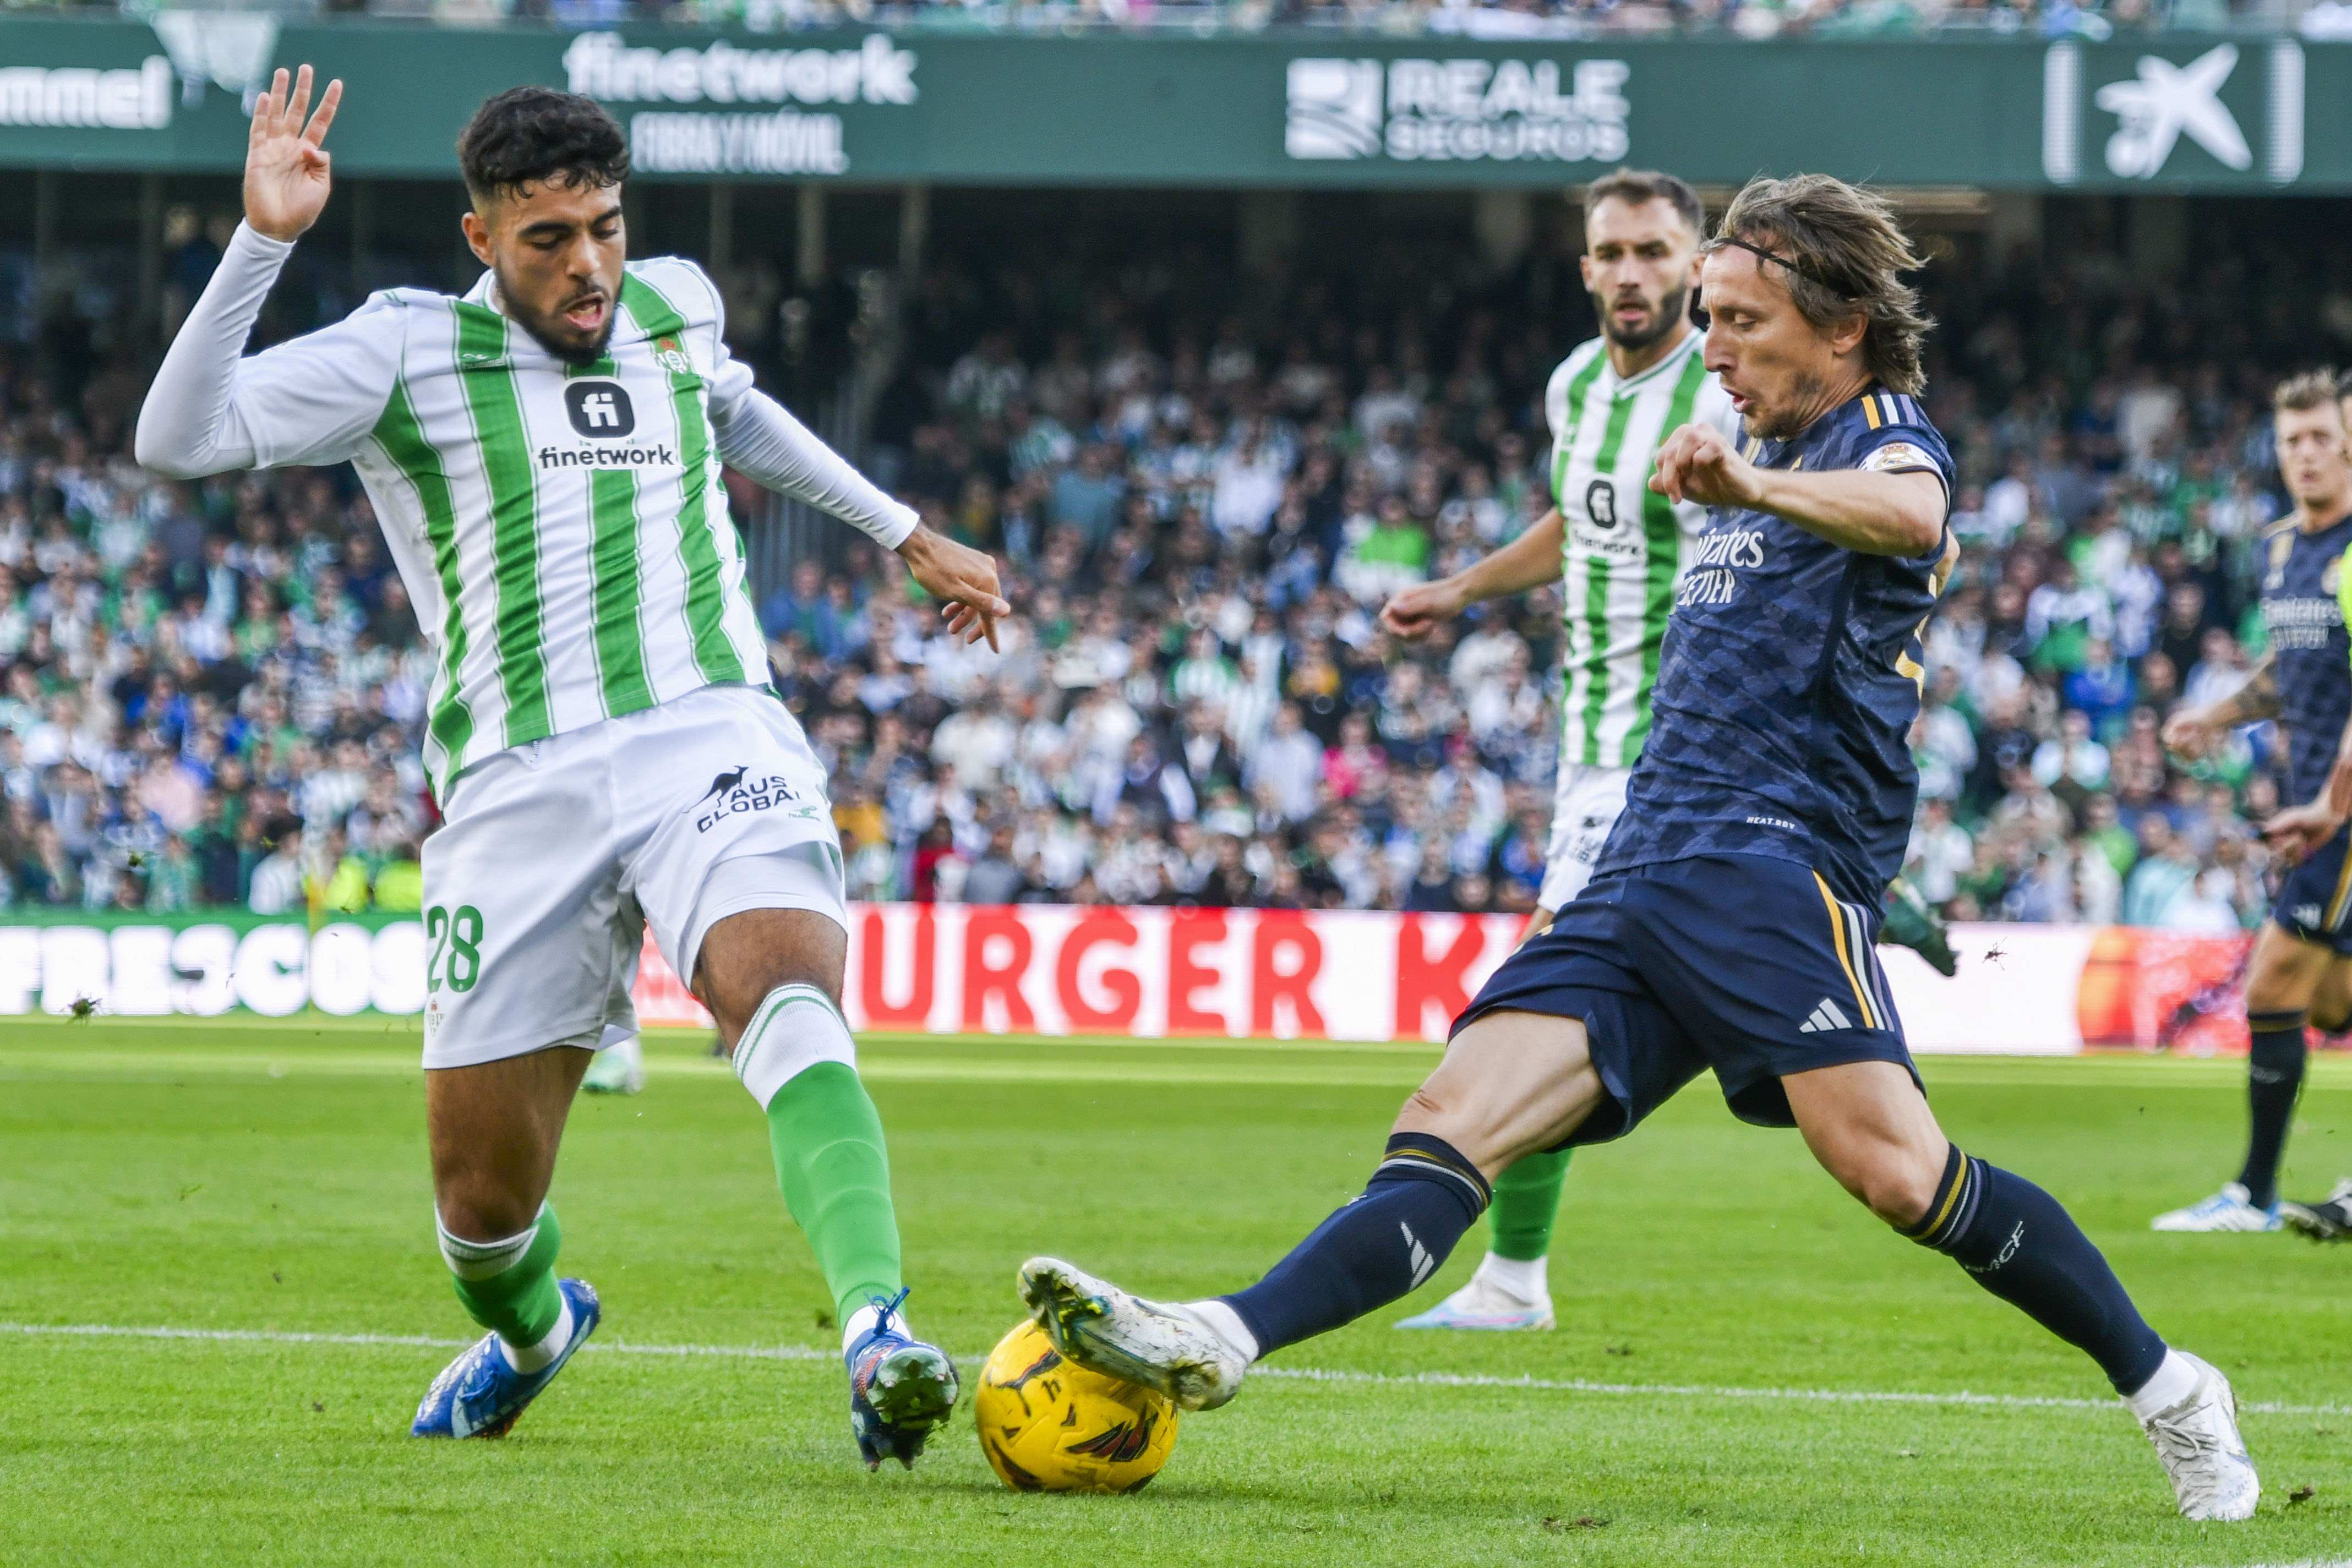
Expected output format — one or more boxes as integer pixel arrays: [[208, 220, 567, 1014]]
[[0, 906, 2287, 1056]]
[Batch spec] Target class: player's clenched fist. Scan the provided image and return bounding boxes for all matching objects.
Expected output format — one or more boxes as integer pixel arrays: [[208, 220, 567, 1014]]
[[1649, 423, 1758, 511], [244, 64, 343, 243], [1379, 580, 1465, 642]]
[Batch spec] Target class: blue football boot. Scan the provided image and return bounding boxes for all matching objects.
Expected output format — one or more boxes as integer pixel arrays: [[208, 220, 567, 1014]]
[[411, 1277, 601, 1439], [844, 1288, 959, 1470]]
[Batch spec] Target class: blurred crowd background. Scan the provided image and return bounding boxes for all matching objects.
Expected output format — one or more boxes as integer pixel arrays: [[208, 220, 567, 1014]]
[[8, 0, 2325, 41], [3, 191, 2343, 931]]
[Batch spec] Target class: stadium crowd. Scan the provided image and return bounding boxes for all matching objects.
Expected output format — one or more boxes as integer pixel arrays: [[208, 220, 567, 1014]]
[[20, 0, 2289, 39], [0, 203, 2333, 931]]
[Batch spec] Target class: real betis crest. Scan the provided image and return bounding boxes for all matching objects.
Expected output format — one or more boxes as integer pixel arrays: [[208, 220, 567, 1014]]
[[654, 335, 693, 377]]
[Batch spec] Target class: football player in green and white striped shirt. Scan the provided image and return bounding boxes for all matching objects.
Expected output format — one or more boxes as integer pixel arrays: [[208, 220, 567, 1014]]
[[1380, 169, 1949, 1336], [137, 70, 1003, 1464]]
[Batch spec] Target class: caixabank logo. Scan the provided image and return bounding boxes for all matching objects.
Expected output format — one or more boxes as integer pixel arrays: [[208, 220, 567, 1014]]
[[1285, 56, 1630, 166], [2042, 39, 2304, 186]]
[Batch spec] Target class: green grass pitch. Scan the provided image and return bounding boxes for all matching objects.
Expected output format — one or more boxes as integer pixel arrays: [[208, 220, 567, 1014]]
[[7, 1017, 2352, 1566]]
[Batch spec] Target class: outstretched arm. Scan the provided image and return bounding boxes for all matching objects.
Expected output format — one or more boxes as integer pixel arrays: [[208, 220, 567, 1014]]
[[1380, 510, 1563, 641], [707, 376, 1008, 649], [2162, 653, 2280, 760], [136, 66, 388, 478]]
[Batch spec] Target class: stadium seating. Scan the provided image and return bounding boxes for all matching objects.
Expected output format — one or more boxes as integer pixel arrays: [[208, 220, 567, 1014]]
[[0, 209, 2308, 931]]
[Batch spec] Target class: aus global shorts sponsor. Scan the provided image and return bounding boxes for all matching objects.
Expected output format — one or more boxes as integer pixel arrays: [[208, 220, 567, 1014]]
[[536, 442, 680, 470], [693, 767, 817, 833]]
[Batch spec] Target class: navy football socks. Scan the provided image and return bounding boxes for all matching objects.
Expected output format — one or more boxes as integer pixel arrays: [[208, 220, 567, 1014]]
[[1223, 1133, 1491, 1357], [2238, 1010, 2306, 1210], [1903, 1143, 2167, 1394]]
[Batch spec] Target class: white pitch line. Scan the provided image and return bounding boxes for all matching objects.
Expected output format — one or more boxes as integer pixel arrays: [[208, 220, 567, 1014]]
[[7, 1321, 2348, 1419]]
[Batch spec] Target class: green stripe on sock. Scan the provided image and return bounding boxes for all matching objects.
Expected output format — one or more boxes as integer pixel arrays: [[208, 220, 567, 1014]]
[[619, 274, 746, 688], [765, 1058, 902, 1325], [1487, 1148, 1573, 1263], [448, 1204, 564, 1346], [452, 302, 553, 749]]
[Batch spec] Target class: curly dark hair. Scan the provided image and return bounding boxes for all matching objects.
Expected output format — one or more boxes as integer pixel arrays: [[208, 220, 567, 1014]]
[[457, 87, 629, 204]]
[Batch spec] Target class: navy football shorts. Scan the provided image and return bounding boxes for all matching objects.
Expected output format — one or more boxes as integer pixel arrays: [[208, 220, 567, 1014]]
[[2273, 821, 2352, 955], [1454, 853, 1922, 1145]]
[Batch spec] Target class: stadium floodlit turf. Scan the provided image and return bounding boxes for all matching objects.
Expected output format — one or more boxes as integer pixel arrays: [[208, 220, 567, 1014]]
[[7, 1019, 2352, 1566]]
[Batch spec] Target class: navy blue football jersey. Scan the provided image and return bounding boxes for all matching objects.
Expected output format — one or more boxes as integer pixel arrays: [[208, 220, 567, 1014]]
[[1595, 387, 1955, 908], [2257, 514, 2352, 805]]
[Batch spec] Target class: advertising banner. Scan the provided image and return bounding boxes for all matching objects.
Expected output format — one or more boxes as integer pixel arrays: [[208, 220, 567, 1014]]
[[0, 906, 2311, 1057], [0, 17, 2340, 192]]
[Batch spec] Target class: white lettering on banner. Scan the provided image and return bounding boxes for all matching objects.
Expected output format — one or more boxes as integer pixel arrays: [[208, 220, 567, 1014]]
[[0, 57, 172, 130], [0, 915, 2147, 1055], [108, 926, 174, 1016], [564, 32, 917, 107], [0, 927, 37, 1014], [171, 925, 238, 1016], [628, 110, 848, 176], [1287, 54, 1629, 166], [233, 926, 307, 1018], [41, 926, 106, 1015], [308, 925, 375, 1018]]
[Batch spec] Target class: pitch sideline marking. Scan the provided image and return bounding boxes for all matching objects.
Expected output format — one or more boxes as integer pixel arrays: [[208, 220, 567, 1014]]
[[6, 1321, 2348, 1419]]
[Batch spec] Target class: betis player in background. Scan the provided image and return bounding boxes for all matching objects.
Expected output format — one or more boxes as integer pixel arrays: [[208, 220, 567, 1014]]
[[1379, 169, 1953, 1333], [137, 69, 1009, 1466]]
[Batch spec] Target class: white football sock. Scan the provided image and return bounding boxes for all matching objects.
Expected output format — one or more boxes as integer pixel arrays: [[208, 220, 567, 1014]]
[[1183, 1298, 1259, 1364], [842, 1302, 919, 1353], [499, 1294, 575, 1374], [2122, 1349, 2200, 1421], [1474, 1251, 1548, 1304]]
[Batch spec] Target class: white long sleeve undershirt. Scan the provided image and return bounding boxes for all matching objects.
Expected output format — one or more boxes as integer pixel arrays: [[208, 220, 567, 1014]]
[[133, 222, 918, 551]]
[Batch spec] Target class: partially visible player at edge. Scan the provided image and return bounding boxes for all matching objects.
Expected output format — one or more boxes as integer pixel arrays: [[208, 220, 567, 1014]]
[[2153, 371, 2352, 1233], [134, 69, 1006, 1467], [2256, 372, 2352, 1240], [1019, 173, 2258, 1523], [1377, 167, 1956, 1334]]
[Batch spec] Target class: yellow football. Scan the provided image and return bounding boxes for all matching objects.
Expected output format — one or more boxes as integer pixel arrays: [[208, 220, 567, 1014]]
[[973, 1319, 1180, 1493]]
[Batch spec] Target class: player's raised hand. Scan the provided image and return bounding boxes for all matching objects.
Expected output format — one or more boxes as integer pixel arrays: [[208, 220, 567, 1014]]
[[244, 65, 342, 243], [898, 526, 1011, 651], [1649, 423, 1756, 510], [1379, 580, 1464, 642]]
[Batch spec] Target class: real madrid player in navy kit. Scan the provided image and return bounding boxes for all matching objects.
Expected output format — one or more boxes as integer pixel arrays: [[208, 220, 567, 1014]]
[[1017, 175, 2258, 1523], [2155, 371, 2352, 1234]]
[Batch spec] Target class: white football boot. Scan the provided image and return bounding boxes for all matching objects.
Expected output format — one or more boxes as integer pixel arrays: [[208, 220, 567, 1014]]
[[1394, 1262, 1555, 1331], [2149, 1183, 2279, 1232], [1018, 1256, 1249, 1411], [2137, 1352, 2259, 1522]]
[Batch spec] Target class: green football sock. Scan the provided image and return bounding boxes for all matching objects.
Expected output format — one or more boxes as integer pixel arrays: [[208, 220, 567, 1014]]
[[1487, 1148, 1573, 1263], [763, 1056, 904, 1326], [438, 1203, 565, 1347]]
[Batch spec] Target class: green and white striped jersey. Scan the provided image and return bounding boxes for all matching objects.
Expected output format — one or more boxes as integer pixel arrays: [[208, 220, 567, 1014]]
[[1543, 329, 1738, 769], [138, 228, 915, 796]]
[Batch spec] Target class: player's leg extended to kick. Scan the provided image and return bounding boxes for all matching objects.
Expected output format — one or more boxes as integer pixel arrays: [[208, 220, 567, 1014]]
[[1396, 912, 1572, 1333], [412, 1047, 603, 1439], [1024, 1009, 1602, 1408], [695, 908, 957, 1470], [2156, 920, 2326, 1233], [1786, 1058, 2257, 1521]]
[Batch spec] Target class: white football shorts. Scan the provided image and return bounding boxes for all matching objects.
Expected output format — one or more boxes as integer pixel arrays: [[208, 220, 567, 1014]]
[[1536, 761, 1633, 915], [418, 682, 845, 1069]]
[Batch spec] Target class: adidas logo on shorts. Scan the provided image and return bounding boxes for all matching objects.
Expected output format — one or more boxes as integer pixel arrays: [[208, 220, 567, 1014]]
[[1798, 998, 1853, 1035]]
